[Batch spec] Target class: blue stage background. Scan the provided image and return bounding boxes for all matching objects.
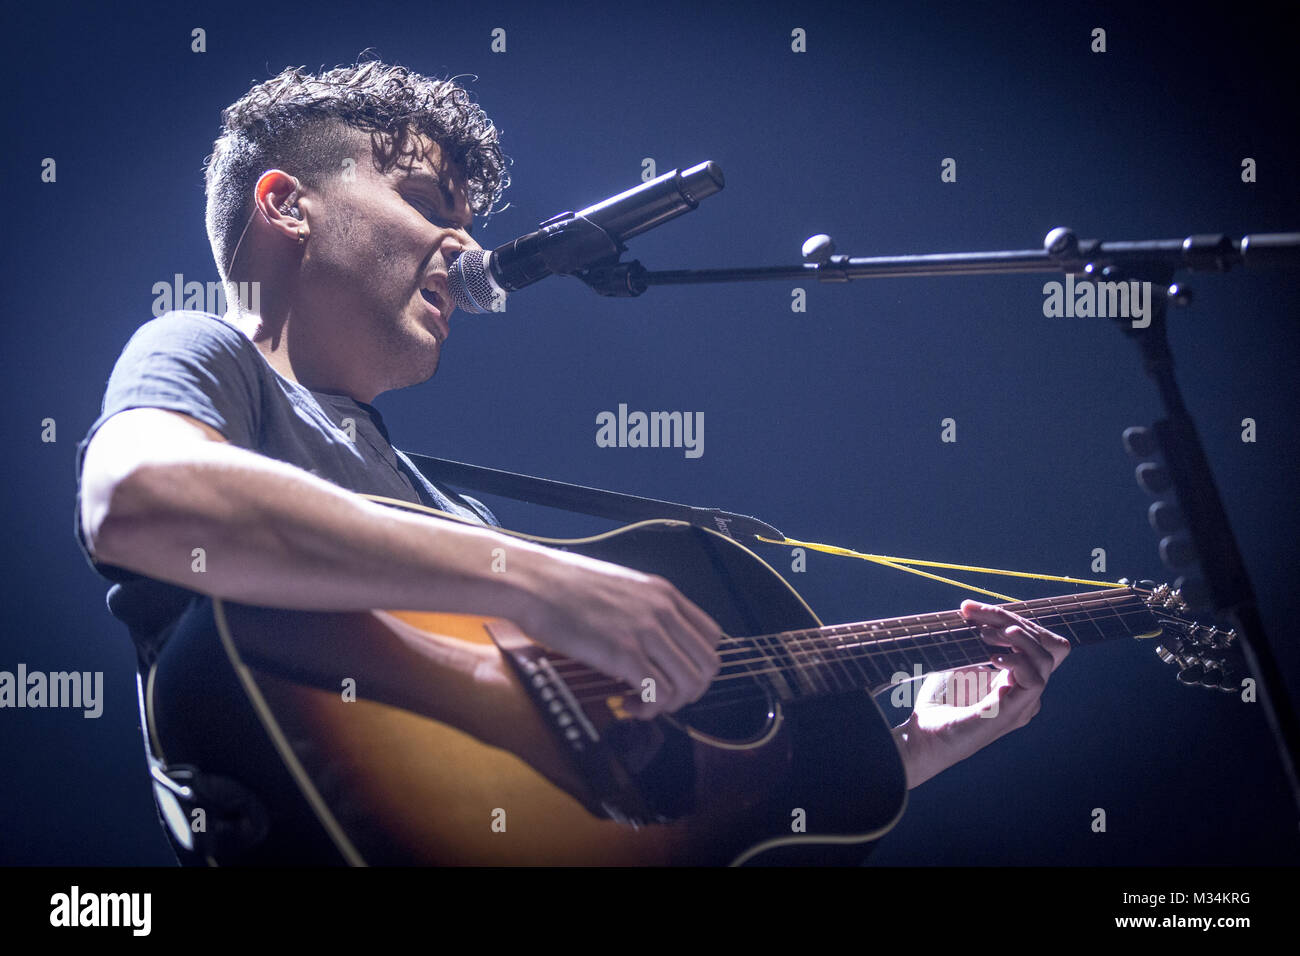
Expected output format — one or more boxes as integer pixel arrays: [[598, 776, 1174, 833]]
[[2, 0, 1297, 865]]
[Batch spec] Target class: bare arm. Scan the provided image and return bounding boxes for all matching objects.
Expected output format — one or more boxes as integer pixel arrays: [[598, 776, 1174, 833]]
[[81, 408, 722, 715]]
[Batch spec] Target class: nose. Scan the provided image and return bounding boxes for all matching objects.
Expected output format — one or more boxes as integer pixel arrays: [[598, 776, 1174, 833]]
[[443, 225, 478, 257]]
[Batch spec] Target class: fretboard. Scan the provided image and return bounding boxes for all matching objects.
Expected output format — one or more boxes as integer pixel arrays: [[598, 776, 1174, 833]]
[[723, 587, 1159, 701]]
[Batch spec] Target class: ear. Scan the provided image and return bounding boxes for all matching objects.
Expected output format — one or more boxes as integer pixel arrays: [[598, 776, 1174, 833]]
[[253, 170, 305, 240]]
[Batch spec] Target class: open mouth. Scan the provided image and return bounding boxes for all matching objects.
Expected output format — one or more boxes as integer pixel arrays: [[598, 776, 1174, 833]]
[[419, 288, 450, 341]]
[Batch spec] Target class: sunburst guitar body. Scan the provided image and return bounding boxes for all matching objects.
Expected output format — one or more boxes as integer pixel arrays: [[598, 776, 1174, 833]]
[[149, 498, 908, 865], [146, 496, 1235, 865]]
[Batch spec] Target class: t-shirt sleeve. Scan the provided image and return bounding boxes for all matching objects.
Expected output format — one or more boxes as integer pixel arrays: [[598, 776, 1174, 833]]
[[74, 311, 263, 581]]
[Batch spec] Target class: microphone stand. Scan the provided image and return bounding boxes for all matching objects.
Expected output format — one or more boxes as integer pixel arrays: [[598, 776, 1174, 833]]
[[577, 227, 1300, 826]]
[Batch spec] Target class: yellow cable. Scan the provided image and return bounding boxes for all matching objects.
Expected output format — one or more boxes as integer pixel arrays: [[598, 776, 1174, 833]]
[[864, 555, 1019, 602], [756, 534, 1126, 602]]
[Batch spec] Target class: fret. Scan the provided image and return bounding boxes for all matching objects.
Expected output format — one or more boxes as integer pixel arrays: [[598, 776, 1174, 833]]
[[1024, 597, 1103, 644], [804, 629, 848, 694], [890, 620, 926, 676], [934, 622, 984, 670], [814, 626, 869, 695], [1065, 596, 1112, 644], [746, 632, 797, 702], [796, 626, 853, 698], [870, 621, 914, 681], [914, 613, 966, 670], [744, 588, 1153, 702], [1020, 592, 1144, 646], [810, 630, 854, 695], [1097, 596, 1150, 642], [784, 634, 829, 697], [827, 624, 894, 690], [790, 627, 835, 699], [950, 629, 994, 667]]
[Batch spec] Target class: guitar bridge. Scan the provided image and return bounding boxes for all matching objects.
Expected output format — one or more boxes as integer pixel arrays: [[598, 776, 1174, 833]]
[[485, 620, 693, 826]]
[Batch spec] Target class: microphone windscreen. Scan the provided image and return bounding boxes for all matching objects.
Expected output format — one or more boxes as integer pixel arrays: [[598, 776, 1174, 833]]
[[448, 250, 507, 314]]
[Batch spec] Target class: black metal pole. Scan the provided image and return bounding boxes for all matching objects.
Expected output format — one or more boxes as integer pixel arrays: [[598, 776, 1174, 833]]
[[576, 227, 1300, 825], [616, 230, 1300, 289]]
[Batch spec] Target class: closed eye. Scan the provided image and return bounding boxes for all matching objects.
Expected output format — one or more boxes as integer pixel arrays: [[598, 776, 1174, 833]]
[[408, 195, 452, 227]]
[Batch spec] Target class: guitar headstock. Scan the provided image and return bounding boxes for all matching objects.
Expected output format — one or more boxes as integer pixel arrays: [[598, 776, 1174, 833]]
[[1127, 580, 1245, 694]]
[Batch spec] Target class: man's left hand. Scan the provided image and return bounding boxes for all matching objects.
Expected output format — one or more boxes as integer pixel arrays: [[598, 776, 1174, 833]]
[[891, 599, 1072, 789]]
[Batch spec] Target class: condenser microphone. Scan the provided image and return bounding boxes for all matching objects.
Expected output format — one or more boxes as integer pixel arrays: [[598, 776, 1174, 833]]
[[447, 161, 724, 313]]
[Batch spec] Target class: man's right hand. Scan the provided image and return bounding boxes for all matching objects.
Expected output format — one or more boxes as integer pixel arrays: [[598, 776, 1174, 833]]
[[519, 554, 725, 718]]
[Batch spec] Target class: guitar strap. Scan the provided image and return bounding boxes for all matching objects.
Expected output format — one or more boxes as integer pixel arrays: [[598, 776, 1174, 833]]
[[403, 454, 1125, 600], [402, 451, 786, 544]]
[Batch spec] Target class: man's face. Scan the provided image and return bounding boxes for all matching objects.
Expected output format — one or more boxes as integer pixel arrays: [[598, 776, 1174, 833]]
[[294, 131, 477, 398]]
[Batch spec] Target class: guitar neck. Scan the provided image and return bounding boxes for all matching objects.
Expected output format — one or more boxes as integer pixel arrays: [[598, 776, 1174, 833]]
[[731, 587, 1162, 700]]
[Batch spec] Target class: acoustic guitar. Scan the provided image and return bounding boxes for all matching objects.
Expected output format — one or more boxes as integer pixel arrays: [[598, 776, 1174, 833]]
[[144, 495, 1240, 865]]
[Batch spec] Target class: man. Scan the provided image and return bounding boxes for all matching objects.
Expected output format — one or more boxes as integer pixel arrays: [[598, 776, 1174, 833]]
[[75, 58, 1071, 864]]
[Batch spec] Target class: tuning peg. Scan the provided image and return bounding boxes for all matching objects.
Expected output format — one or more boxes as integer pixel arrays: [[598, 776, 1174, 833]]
[[1148, 501, 1184, 535], [1191, 625, 1217, 647], [1217, 661, 1242, 690], [1204, 662, 1238, 693], [1155, 638, 1185, 661], [1209, 630, 1235, 649], [1159, 533, 1197, 570], [1123, 426, 1158, 460], [1205, 661, 1240, 693], [1136, 462, 1172, 496], [1176, 662, 1206, 686]]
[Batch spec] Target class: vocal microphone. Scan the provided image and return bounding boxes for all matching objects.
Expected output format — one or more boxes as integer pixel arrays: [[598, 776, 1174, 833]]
[[448, 161, 724, 313]]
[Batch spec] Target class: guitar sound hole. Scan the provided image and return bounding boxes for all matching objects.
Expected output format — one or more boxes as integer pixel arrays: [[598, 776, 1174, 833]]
[[674, 681, 777, 744]]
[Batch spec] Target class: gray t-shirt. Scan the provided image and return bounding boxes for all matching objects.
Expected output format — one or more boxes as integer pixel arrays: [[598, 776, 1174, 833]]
[[74, 310, 497, 665]]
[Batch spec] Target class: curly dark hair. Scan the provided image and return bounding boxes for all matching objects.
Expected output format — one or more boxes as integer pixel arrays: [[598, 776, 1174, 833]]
[[204, 56, 510, 279]]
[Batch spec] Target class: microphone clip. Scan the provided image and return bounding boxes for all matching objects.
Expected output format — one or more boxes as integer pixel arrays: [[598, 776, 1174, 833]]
[[576, 259, 649, 297], [527, 213, 626, 279]]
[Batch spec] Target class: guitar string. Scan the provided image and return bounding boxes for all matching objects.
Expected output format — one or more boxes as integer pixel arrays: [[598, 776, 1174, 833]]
[[549, 592, 1146, 698], [561, 621, 1129, 717], [539, 593, 1154, 710], [548, 587, 1138, 669], [787, 591, 1151, 700], [724, 590, 1144, 699], [549, 590, 1142, 683], [558, 605, 1154, 710]]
